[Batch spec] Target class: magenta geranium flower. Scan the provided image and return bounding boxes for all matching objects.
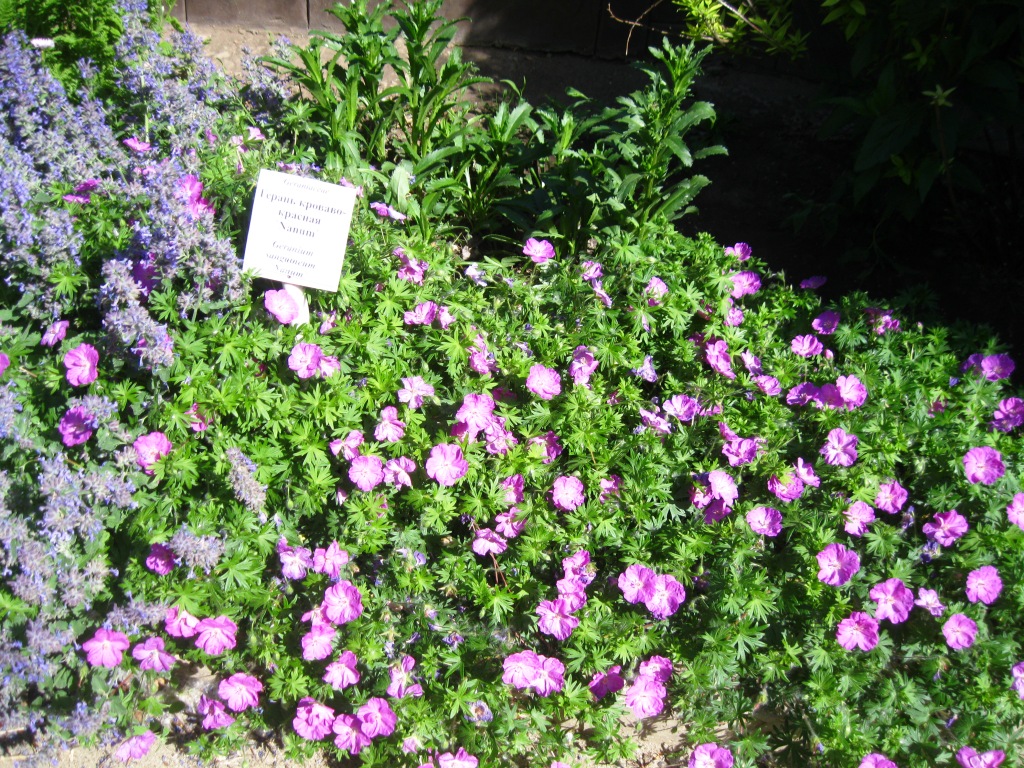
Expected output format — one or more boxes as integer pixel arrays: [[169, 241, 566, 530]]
[[144, 543, 174, 575], [82, 628, 130, 667], [397, 375, 434, 409], [219, 673, 262, 712], [645, 573, 686, 619], [324, 650, 360, 689], [836, 611, 879, 651], [618, 564, 656, 604], [570, 345, 599, 387], [293, 697, 335, 741], [746, 506, 782, 536], [730, 271, 760, 298], [755, 375, 782, 395], [64, 343, 99, 386], [133, 431, 172, 474], [502, 650, 542, 689], [264, 289, 300, 324], [551, 476, 584, 511], [980, 353, 1015, 381], [357, 697, 397, 738], [301, 624, 335, 660], [821, 428, 858, 467], [386, 654, 424, 699], [1008, 493, 1024, 531], [963, 446, 1004, 485], [528, 655, 565, 696], [58, 406, 95, 447], [165, 606, 199, 638], [812, 310, 840, 335], [198, 696, 234, 730], [132, 637, 175, 672], [689, 742, 735, 768], [870, 578, 914, 624], [312, 541, 349, 578], [768, 473, 804, 503], [349, 454, 384, 492], [991, 397, 1024, 432], [705, 340, 735, 379], [374, 406, 405, 443], [437, 747, 479, 768], [41, 319, 69, 347], [624, 676, 667, 718], [860, 754, 897, 768], [394, 248, 428, 284], [943, 613, 978, 650], [966, 565, 1002, 605], [844, 501, 875, 537], [471, 528, 507, 556], [114, 730, 156, 762], [288, 342, 323, 379], [725, 242, 751, 261], [426, 443, 468, 486], [323, 580, 363, 624], [914, 588, 945, 617], [801, 275, 827, 289], [875, 480, 908, 514], [792, 334, 824, 357], [589, 666, 625, 699], [523, 237, 555, 264], [922, 509, 968, 547], [956, 746, 1006, 768], [195, 616, 238, 655], [526, 364, 561, 399], [537, 599, 580, 640], [370, 201, 406, 220], [817, 543, 860, 586], [383, 456, 416, 488], [332, 713, 370, 754], [278, 537, 313, 579]]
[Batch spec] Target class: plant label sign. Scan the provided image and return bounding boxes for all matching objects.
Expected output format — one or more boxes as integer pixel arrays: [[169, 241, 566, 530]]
[[242, 169, 357, 292]]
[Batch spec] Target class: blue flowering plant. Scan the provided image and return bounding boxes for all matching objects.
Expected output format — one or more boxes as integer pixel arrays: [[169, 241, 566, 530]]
[[1, 2, 1023, 768]]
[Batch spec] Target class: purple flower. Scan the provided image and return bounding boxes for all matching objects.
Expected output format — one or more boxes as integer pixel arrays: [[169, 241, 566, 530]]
[[633, 354, 659, 382], [374, 406, 406, 443], [471, 528, 507, 556], [83, 628, 130, 667], [792, 334, 824, 357], [730, 271, 761, 298], [426, 443, 468, 486], [821, 428, 858, 467], [922, 509, 968, 547], [387, 654, 424, 699], [619, 564, 656, 604], [349, 455, 384, 492], [980, 354, 1015, 381], [383, 456, 416, 489], [956, 746, 1006, 768], [1008, 493, 1024, 531], [332, 714, 370, 754], [288, 342, 323, 379], [870, 578, 914, 623], [963, 447, 1004, 485], [551, 476, 585, 511], [836, 375, 867, 409], [991, 397, 1023, 431], [689, 742, 735, 768], [322, 580, 363, 624], [589, 666, 625, 699], [194, 616, 237, 655], [812, 310, 840, 335], [966, 565, 1002, 605], [219, 673, 262, 712], [41, 319, 69, 346], [875, 480, 908, 514], [404, 301, 438, 326], [437, 747, 479, 768], [526, 364, 561, 399], [1011, 662, 1024, 700], [145, 543, 175, 575], [496, 507, 526, 538], [644, 574, 686, 619], [395, 248, 428, 284], [58, 405, 95, 446], [537, 599, 580, 640], [705, 340, 735, 379], [277, 537, 313, 579], [860, 754, 898, 768], [133, 432, 172, 474], [722, 437, 760, 467], [523, 237, 555, 264], [836, 612, 879, 651], [664, 394, 700, 422], [123, 136, 151, 152], [800, 275, 827, 289], [293, 697, 335, 741], [114, 731, 156, 762], [198, 696, 234, 730], [165, 606, 199, 638], [398, 376, 434, 409], [324, 650, 360, 689], [755, 375, 781, 395], [844, 501, 875, 537], [358, 696, 397, 738], [370, 201, 406, 220], [768, 474, 804, 503], [817, 543, 860, 586], [502, 650, 564, 696], [528, 430, 562, 463], [914, 588, 945, 617], [301, 624, 336, 660], [264, 289, 299, 324], [502, 474, 525, 504], [570, 345, 599, 387], [624, 676, 666, 718], [746, 506, 782, 536], [581, 260, 603, 280], [943, 613, 978, 650], [725, 242, 752, 261], [64, 343, 99, 386], [645, 276, 669, 305]]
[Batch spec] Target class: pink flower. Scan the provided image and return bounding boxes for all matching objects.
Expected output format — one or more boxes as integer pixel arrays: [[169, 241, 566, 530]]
[[278, 537, 313, 579], [1007, 493, 1024, 530], [123, 136, 151, 152], [404, 301, 438, 326], [1012, 662, 1024, 700], [83, 628, 130, 667], [194, 616, 238, 655], [624, 676, 666, 718], [357, 697, 397, 738], [41, 319, 69, 346], [398, 376, 434, 409], [426, 443, 468, 486], [332, 714, 370, 754], [705, 340, 735, 379], [581, 260, 603, 280], [323, 580, 364, 624], [859, 754, 897, 768], [791, 334, 824, 357], [502, 650, 542, 689], [64, 343, 99, 386], [746, 506, 782, 536], [288, 342, 323, 379], [570, 345, 599, 387], [768, 473, 804, 503], [870, 578, 914, 623], [219, 673, 262, 712], [645, 573, 686, 619], [689, 742, 735, 768], [836, 375, 867, 409], [324, 650, 361, 689], [528, 655, 565, 696], [198, 695, 234, 730], [645, 277, 669, 305], [264, 289, 300, 324], [370, 201, 407, 220], [551, 476, 584, 511], [991, 397, 1024, 431], [922, 509, 968, 547], [943, 613, 978, 649], [455, 393, 495, 438], [821, 428, 858, 467], [589, 666, 625, 699], [437, 747, 479, 768], [966, 565, 1002, 605], [836, 612, 879, 651], [722, 437, 760, 467], [374, 406, 406, 442], [312, 541, 349, 578], [132, 637, 175, 672], [395, 248, 428, 284], [526, 364, 561, 399], [599, 475, 622, 502], [114, 731, 156, 762], [844, 501, 875, 537], [725, 242, 751, 261], [956, 746, 1006, 768], [349, 454, 384, 492], [665, 395, 699, 421], [980, 353, 1015, 381], [963, 446, 1004, 485], [133, 431, 172, 474], [528, 430, 563, 463], [496, 507, 526, 538], [294, 697, 335, 741], [145, 543, 175, 575], [523, 238, 555, 264], [816, 543, 860, 586], [165, 606, 199, 638], [755, 375, 781, 395], [302, 624, 336, 660], [618, 564, 656, 604], [383, 456, 416, 488], [537, 599, 580, 640], [812, 310, 840, 335], [387, 654, 424, 699], [471, 528, 507, 556], [729, 271, 760, 298], [332, 430, 363, 460], [875, 480, 908, 514], [801, 275, 827, 289], [914, 588, 945, 617], [58, 406, 94, 447]]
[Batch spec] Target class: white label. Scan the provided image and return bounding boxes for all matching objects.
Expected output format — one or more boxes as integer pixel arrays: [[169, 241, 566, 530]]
[[242, 169, 357, 292]]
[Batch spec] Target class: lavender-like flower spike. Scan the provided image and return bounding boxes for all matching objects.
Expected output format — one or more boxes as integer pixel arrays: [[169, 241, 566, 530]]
[[226, 447, 267, 512], [98, 259, 175, 370], [170, 525, 225, 574]]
